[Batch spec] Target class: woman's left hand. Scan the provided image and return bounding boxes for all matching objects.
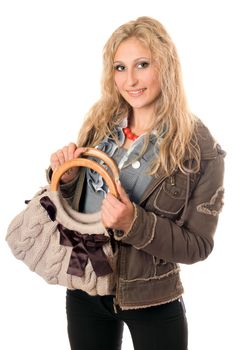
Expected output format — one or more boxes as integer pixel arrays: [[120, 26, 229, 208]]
[[101, 182, 135, 233]]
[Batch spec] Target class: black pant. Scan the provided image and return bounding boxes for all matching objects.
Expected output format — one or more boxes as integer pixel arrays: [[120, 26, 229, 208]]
[[66, 289, 188, 350]]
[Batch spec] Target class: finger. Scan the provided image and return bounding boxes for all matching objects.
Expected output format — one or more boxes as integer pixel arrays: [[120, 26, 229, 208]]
[[74, 147, 88, 158], [67, 143, 77, 160], [103, 192, 123, 209], [102, 195, 126, 225], [56, 149, 66, 165], [50, 153, 60, 170], [102, 195, 118, 212], [101, 205, 115, 228], [62, 146, 69, 162], [116, 182, 130, 204]]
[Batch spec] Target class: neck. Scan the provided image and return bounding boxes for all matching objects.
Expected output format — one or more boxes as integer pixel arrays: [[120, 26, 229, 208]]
[[129, 111, 154, 135]]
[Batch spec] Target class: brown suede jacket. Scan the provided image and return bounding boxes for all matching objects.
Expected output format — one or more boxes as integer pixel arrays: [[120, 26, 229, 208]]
[[58, 121, 225, 310]]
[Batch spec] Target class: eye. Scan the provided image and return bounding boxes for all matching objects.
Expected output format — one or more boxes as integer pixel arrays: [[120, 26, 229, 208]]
[[114, 64, 126, 72], [137, 61, 149, 69]]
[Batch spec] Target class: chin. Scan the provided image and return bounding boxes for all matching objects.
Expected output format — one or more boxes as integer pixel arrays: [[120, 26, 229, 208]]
[[128, 102, 148, 110]]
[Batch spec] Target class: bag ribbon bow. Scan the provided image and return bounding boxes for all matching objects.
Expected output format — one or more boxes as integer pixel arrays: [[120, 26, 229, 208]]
[[40, 196, 112, 277]]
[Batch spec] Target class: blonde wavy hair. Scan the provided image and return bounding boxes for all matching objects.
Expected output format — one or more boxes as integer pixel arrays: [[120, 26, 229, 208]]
[[77, 16, 200, 175]]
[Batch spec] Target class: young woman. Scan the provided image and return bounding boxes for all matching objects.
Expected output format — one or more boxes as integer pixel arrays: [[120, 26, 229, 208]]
[[49, 16, 225, 350]]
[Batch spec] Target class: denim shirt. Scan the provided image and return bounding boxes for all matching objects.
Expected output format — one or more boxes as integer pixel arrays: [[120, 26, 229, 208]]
[[82, 118, 159, 213]]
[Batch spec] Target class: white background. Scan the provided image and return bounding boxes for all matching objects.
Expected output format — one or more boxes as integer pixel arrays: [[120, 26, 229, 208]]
[[0, 0, 232, 349]]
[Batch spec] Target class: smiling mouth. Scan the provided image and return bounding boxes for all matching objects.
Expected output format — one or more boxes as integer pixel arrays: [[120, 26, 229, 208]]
[[126, 88, 146, 97]]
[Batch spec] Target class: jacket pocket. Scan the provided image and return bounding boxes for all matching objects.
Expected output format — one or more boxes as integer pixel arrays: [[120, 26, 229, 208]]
[[155, 260, 180, 279], [120, 246, 179, 281], [121, 246, 158, 281], [153, 173, 187, 216]]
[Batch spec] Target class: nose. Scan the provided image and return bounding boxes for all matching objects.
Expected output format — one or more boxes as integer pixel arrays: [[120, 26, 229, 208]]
[[126, 68, 138, 87]]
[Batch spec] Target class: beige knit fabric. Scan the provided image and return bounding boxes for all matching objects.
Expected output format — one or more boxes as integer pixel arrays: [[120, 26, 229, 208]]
[[6, 187, 117, 295]]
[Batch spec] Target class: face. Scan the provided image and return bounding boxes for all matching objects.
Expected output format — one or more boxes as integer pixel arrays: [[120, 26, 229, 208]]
[[113, 37, 161, 115]]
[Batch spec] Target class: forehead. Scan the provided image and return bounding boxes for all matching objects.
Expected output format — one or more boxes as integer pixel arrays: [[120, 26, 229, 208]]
[[114, 37, 151, 61]]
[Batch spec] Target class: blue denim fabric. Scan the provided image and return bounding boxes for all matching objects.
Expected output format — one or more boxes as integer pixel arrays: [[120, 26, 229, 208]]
[[83, 118, 159, 212]]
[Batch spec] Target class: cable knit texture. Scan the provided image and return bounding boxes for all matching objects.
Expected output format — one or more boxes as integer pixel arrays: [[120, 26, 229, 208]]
[[6, 186, 117, 296]]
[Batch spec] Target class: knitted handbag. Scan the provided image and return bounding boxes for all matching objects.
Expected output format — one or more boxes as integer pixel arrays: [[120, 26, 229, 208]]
[[6, 148, 119, 296]]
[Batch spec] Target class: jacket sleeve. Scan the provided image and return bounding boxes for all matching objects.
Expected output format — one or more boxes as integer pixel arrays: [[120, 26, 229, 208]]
[[115, 151, 225, 264]]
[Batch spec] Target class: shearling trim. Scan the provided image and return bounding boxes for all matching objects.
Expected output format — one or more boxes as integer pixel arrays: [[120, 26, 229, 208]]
[[126, 202, 138, 235], [134, 212, 157, 250], [119, 294, 183, 310], [120, 266, 181, 283], [197, 186, 224, 216]]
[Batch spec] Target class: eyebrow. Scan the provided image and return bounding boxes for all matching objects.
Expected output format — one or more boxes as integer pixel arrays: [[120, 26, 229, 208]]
[[113, 56, 151, 64]]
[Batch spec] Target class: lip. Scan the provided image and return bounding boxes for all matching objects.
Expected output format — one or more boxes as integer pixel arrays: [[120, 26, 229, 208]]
[[126, 88, 146, 97]]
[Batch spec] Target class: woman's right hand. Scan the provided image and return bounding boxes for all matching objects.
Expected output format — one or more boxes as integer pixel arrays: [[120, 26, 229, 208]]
[[50, 143, 87, 183]]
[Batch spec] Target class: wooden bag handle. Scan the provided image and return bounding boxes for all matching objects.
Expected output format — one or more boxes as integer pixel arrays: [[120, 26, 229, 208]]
[[82, 147, 119, 181], [51, 148, 119, 197]]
